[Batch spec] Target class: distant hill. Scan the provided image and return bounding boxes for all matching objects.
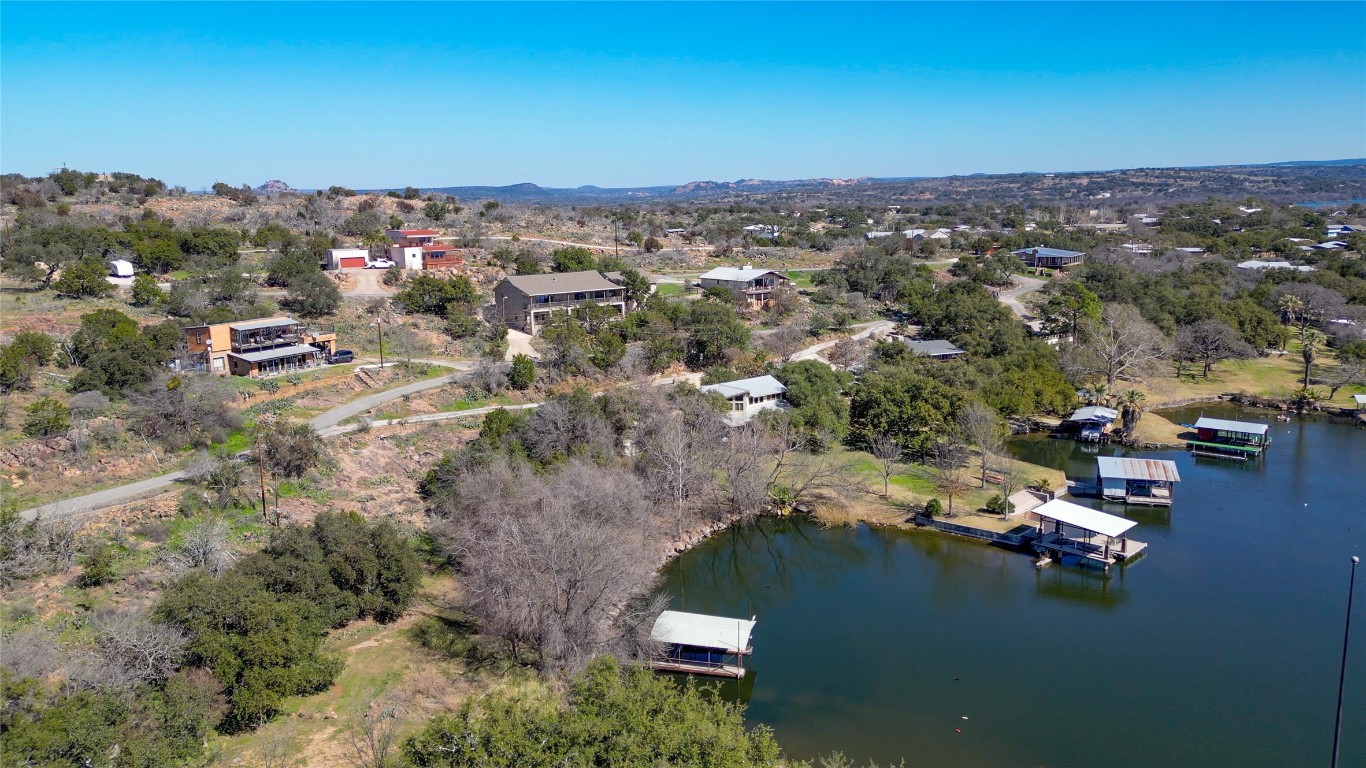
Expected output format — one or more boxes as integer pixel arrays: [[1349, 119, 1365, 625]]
[[402, 160, 1366, 206], [254, 179, 296, 195]]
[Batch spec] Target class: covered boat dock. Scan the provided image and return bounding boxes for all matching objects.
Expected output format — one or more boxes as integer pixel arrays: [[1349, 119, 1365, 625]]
[[1095, 456, 1181, 506], [1188, 417, 1270, 460], [648, 610, 755, 679], [1030, 499, 1146, 568]]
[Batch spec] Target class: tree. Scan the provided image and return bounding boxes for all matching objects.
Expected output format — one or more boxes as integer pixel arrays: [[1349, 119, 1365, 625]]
[[931, 438, 972, 517], [257, 420, 328, 479], [509, 354, 535, 390], [131, 272, 167, 306], [423, 200, 450, 221], [849, 369, 958, 457], [1327, 340, 1366, 399], [774, 360, 851, 448], [1300, 328, 1327, 389], [76, 539, 117, 587], [551, 246, 597, 273], [957, 402, 1004, 488], [285, 271, 343, 317], [1037, 281, 1101, 340], [23, 397, 70, 437], [1272, 284, 1348, 336], [867, 433, 902, 497], [590, 330, 626, 371], [53, 258, 116, 298], [642, 235, 662, 252], [393, 274, 479, 316], [639, 405, 724, 538], [763, 324, 806, 362], [682, 301, 750, 369], [1118, 389, 1147, 434], [1174, 320, 1253, 378], [1064, 303, 1169, 390]]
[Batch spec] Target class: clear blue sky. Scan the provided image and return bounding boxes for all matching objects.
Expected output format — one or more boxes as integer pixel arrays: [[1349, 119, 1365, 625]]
[[3, 2, 1364, 189]]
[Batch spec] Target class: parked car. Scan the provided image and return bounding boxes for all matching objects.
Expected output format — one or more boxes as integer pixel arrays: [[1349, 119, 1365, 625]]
[[367, 258, 396, 269], [328, 349, 355, 364]]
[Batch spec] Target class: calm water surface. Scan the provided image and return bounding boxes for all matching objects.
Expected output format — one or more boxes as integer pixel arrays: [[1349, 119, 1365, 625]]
[[656, 404, 1365, 766]]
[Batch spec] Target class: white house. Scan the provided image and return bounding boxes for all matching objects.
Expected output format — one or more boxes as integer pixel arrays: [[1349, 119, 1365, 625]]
[[327, 247, 370, 270], [1236, 260, 1316, 272], [699, 375, 788, 425], [108, 259, 134, 278]]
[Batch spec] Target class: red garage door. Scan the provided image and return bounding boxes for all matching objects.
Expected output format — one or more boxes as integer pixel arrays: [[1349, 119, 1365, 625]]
[[339, 256, 367, 269]]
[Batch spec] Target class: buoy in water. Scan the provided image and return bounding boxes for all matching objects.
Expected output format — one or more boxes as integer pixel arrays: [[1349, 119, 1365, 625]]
[[955, 728, 962, 733]]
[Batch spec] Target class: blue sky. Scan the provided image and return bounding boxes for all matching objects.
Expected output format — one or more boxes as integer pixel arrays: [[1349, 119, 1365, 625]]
[[3, 2, 1364, 189]]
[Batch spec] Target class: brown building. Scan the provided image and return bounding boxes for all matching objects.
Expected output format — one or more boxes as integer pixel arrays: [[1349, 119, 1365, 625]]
[[696, 266, 791, 308], [184, 317, 337, 377], [492, 271, 627, 334]]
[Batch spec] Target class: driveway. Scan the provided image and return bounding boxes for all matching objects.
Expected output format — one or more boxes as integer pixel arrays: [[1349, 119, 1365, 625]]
[[997, 274, 1047, 320], [789, 320, 896, 363], [504, 329, 542, 361]]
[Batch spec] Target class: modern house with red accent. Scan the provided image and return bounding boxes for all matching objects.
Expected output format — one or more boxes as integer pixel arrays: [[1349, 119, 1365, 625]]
[[385, 229, 464, 270]]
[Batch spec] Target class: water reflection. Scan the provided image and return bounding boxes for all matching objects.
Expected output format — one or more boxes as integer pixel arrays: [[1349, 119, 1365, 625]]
[[1033, 561, 1130, 608]]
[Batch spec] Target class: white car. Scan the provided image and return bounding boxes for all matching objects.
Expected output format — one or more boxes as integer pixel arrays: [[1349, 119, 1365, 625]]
[[367, 258, 396, 269]]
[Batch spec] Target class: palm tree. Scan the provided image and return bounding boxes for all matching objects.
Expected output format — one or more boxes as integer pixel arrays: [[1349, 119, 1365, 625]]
[[1091, 383, 1109, 406], [1119, 389, 1147, 434], [1300, 328, 1326, 389]]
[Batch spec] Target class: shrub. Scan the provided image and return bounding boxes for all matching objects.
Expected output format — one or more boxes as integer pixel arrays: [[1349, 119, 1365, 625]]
[[509, 354, 535, 390], [76, 540, 117, 588], [985, 494, 1011, 517], [22, 398, 70, 438], [924, 498, 944, 517]]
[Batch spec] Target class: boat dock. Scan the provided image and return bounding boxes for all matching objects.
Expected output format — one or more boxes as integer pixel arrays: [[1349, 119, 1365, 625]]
[[1029, 499, 1145, 569], [647, 610, 755, 679], [1187, 417, 1270, 460]]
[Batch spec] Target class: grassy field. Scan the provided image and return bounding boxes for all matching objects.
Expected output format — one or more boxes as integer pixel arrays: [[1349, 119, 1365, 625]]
[[829, 446, 1065, 518], [1134, 342, 1364, 409], [653, 283, 687, 298]]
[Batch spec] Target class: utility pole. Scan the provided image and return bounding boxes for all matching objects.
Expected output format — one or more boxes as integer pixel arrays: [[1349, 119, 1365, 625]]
[[256, 431, 268, 523], [1332, 554, 1359, 768], [376, 320, 384, 369]]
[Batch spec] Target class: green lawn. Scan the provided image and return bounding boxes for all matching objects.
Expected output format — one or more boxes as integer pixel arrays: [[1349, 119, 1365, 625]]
[[654, 283, 686, 298]]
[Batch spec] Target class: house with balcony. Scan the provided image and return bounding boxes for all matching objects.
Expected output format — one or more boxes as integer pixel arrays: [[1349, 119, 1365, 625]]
[[697, 266, 791, 308], [493, 271, 628, 334], [184, 317, 336, 377], [384, 229, 464, 270], [1011, 246, 1086, 270]]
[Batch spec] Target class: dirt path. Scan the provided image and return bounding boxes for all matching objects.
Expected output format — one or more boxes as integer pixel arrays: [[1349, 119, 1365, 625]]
[[997, 274, 1046, 320], [789, 320, 896, 363]]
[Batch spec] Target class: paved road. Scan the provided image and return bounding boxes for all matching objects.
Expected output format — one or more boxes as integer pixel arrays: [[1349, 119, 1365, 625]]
[[789, 320, 897, 363], [19, 364, 478, 522], [997, 274, 1047, 320]]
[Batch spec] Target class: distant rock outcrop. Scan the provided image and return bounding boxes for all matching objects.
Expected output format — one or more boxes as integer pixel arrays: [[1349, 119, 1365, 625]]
[[254, 179, 296, 195]]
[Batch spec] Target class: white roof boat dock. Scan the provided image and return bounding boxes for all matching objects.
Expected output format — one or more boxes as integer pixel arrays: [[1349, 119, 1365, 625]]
[[648, 610, 756, 679], [1030, 499, 1146, 569]]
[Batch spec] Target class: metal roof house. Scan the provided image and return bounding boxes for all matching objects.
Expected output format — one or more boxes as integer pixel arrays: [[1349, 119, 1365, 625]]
[[1030, 499, 1146, 569], [697, 266, 790, 309], [493, 271, 627, 334], [1011, 246, 1085, 269], [1096, 457, 1181, 506], [699, 375, 787, 426], [901, 338, 967, 361], [648, 610, 756, 678], [1189, 417, 1270, 460]]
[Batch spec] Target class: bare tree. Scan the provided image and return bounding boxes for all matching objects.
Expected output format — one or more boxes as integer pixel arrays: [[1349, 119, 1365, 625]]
[[996, 458, 1031, 517], [867, 433, 903, 497], [257, 721, 299, 768], [92, 612, 188, 685], [824, 337, 870, 371], [957, 403, 1004, 488], [168, 517, 236, 576], [763, 324, 806, 362], [931, 438, 972, 517], [0, 626, 62, 680], [1174, 320, 1253, 378], [1327, 341, 1366, 399], [0, 514, 84, 585], [1064, 303, 1170, 390], [1272, 283, 1348, 336], [638, 403, 724, 538], [345, 696, 404, 768]]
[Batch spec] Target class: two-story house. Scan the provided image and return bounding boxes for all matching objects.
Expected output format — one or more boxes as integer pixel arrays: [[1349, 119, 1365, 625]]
[[493, 271, 628, 334], [697, 266, 791, 308], [184, 317, 336, 377], [386, 229, 463, 271]]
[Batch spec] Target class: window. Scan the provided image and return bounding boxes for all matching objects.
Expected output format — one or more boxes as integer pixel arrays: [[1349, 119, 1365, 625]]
[[535, 295, 550, 304], [212, 357, 225, 371], [574, 292, 586, 301], [593, 290, 604, 299], [194, 331, 203, 344]]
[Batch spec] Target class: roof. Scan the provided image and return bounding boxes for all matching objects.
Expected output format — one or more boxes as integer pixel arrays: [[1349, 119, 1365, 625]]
[[1067, 406, 1119, 423], [1194, 417, 1269, 436], [1011, 246, 1085, 259], [700, 374, 787, 400], [389, 228, 438, 236], [227, 343, 322, 363], [904, 339, 965, 357], [228, 317, 298, 332], [698, 267, 788, 283], [1097, 456, 1181, 483], [109, 258, 134, 268], [1354, 394, 1366, 405], [500, 271, 621, 296], [651, 610, 755, 653], [1033, 499, 1138, 538]]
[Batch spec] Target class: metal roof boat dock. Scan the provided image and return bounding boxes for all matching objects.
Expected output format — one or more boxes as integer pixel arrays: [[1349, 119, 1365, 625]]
[[648, 610, 756, 679], [1188, 417, 1270, 460], [1029, 499, 1146, 569], [1094, 457, 1181, 506]]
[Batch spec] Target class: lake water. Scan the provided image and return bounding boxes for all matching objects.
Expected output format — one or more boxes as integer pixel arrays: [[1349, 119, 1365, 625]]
[[656, 404, 1366, 766]]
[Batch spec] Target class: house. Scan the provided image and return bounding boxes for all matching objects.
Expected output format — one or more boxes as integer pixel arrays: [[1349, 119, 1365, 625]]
[[1188, 417, 1270, 459], [1121, 242, 1154, 254], [493, 271, 627, 334], [1236, 260, 1316, 273], [384, 229, 462, 270], [1314, 241, 1349, 251], [742, 224, 780, 239], [1353, 394, 1366, 410], [1011, 246, 1085, 269], [665, 228, 687, 235], [1095, 457, 1181, 506], [183, 317, 337, 377], [1176, 247, 1206, 254], [1325, 224, 1362, 236], [864, 230, 895, 240], [902, 228, 951, 241], [698, 374, 787, 425], [1238, 206, 1263, 215], [1134, 215, 1161, 225], [108, 259, 134, 278], [327, 247, 370, 270], [697, 266, 791, 308], [900, 338, 966, 361]]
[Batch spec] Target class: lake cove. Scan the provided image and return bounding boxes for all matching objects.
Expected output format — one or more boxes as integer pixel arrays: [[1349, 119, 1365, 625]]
[[655, 404, 1365, 766]]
